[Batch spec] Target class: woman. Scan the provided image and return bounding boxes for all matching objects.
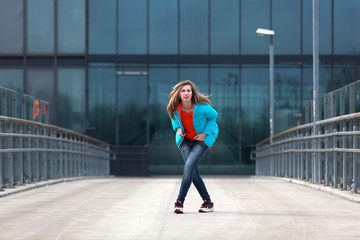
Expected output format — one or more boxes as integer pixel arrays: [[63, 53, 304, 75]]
[[167, 80, 219, 214]]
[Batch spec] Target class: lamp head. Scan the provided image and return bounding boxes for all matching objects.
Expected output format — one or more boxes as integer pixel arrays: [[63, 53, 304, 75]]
[[256, 28, 275, 36]]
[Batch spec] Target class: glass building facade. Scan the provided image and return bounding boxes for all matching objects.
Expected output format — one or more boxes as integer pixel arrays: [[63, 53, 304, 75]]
[[1, 0, 360, 174]]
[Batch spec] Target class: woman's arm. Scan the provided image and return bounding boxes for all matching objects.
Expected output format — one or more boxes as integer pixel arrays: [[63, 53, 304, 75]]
[[202, 105, 218, 135]]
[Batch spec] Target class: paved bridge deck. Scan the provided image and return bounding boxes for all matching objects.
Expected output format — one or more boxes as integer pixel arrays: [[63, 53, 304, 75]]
[[0, 176, 359, 240]]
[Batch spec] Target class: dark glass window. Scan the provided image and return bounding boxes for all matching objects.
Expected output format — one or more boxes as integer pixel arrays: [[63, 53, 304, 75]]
[[117, 74, 147, 145], [334, 0, 360, 54], [333, 64, 360, 90], [58, 0, 85, 54], [211, 0, 239, 54], [89, 0, 116, 54], [0, 0, 23, 54], [210, 67, 243, 173], [27, 0, 54, 54], [241, 67, 269, 146], [148, 66, 179, 173], [180, 0, 209, 54], [88, 66, 116, 144], [26, 69, 55, 122], [149, 0, 178, 54], [303, 66, 333, 108], [274, 67, 301, 133], [57, 69, 85, 132], [241, 0, 270, 54], [273, 0, 301, 54], [0, 69, 23, 92], [303, 0, 332, 54], [303, 65, 341, 121], [180, 65, 209, 94], [119, 0, 147, 54]]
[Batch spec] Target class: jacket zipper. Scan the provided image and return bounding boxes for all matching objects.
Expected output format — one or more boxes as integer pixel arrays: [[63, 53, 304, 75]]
[[211, 132, 217, 139]]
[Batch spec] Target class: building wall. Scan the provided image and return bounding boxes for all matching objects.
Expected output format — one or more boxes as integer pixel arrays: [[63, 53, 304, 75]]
[[0, 0, 360, 174]]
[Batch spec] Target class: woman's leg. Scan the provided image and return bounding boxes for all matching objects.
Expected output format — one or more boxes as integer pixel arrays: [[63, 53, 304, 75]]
[[177, 141, 208, 203], [192, 164, 211, 201]]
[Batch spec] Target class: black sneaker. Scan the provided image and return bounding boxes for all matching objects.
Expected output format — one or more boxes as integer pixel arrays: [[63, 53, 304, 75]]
[[199, 200, 214, 213], [174, 200, 184, 214]]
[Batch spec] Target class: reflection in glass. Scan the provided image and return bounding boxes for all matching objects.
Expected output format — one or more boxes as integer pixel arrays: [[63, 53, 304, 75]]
[[0, 0, 23, 54], [0, 69, 23, 92], [303, 66, 332, 105], [303, 0, 331, 54], [273, 0, 301, 54], [333, 64, 360, 90], [148, 67, 179, 173], [57, 69, 85, 132], [334, 0, 360, 54], [180, 0, 208, 54], [211, 0, 239, 54], [241, 0, 270, 54], [27, 0, 54, 54], [58, 0, 85, 54], [89, 0, 116, 54], [210, 67, 244, 173], [117, 75, 147, 145], [274, 68, 301, 133], [26, 69, 55, 122], [149, 0, 177, 54], [241, 67, 269, 166], [180, 66, 209, 94], [88, 67, 116, 144], [119, 0, 147, 54]]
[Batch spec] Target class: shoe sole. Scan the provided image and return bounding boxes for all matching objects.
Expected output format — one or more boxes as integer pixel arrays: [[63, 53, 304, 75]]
[[174, 208, 183, 214], [199, 208, 214, 213]]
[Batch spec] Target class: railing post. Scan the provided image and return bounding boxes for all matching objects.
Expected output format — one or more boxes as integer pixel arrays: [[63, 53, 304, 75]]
[[325, 126, 329, 186], [64, 133, 68, 178], [32, 125, 40, 182], [318, 128, 322, 184], [2, 88, 6, 116], [333, 128, 338, 188], [58, 132, 63, 178], [305, 128, 310, 181], [41, 127, 47, 181], [5, 121, 14, 188], [48, 129, 54, 179], [15, 123, 24, 185], [0, 120, 2, 189], [352, 121, 358, 193], [12, 90, 16, 118], [300, 129, 304, 180], [342, 121, 347, 190]]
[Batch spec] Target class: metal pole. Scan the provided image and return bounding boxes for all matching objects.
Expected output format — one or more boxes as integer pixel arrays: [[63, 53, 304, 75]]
[[270, 35, 274, 144], [312, 0, 319, 183]]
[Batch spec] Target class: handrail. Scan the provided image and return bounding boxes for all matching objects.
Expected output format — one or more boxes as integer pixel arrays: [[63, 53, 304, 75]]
[[252, 80, 360, 195], [0, 116, 112, 189], [0, 116, 108, 147]]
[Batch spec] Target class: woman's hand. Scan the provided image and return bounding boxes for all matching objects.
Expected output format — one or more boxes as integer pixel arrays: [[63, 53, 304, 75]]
[[177, 128, 185, 137], [194, 132, 207, 141]]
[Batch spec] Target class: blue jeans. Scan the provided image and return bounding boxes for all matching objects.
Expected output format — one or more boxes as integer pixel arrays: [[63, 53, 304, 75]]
[[177, 139, 211, 203]]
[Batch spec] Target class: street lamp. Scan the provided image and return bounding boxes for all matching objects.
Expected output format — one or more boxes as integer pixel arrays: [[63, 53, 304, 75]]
[[256, 28, 275, 144]]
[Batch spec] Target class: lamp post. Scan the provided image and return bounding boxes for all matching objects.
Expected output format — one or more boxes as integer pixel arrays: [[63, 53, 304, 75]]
[[256, 28, 275, 144]]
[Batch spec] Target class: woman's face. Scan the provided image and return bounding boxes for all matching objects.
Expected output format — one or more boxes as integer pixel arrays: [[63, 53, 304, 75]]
[[180, 84, 192, 102]]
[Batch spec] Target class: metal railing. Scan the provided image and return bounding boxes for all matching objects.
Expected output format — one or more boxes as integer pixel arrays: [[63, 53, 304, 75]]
[[0, 86, 49, 123], [0, 116, 112, 189], [252, 80, 360, 194]]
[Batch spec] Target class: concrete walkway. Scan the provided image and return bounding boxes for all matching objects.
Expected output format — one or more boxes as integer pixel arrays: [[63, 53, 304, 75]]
[[0, 176, 360, 240]]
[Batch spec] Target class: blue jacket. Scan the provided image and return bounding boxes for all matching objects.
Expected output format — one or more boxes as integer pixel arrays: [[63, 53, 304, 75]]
[[171, 103, 219, 153]]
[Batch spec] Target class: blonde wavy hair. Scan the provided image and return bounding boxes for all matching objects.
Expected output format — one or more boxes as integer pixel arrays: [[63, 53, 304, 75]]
[[167, 80, 211, 119]]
